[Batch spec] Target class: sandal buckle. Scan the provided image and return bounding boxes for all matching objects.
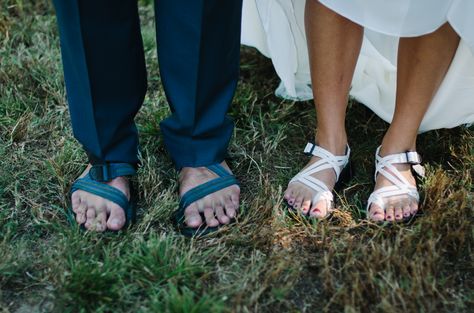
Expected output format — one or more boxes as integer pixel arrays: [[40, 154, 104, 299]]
[[304, 142, 316, 156], [405, 151, 421, 165], [90, 164, 112, 182]]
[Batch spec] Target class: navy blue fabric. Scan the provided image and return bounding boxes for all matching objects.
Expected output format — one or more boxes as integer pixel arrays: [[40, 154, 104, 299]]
[[89, 163, 137, 182], [52, 0, 243, 169]]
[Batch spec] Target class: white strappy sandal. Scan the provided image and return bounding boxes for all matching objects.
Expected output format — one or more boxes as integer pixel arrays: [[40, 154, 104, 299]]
[[287, 142, 351, 217], [367, 146, 425, 221]]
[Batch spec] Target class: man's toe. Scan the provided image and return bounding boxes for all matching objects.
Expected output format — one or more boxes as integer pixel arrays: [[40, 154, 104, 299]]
[[230, 191, 240, 209], [224, 198, 236, 219], [71, 192, 81, 212], [84, 207, 96, 229], [204, 207, 219, 227], [184, 203, 203, 228], [215, 206, 230, 224], [75, 203, 87, 224], [106, 204, 126, 230], [96, 211, 107, 232]]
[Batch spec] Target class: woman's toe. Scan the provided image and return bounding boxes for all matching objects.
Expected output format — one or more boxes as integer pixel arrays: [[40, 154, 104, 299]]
[[394, 206, 403, 220], [410, 202, 419, 215], [402, 205, 411, 218], [204, 207, 219, 227], [293, 195, 304, 209], [369, 204, 385, 222], [385, 206, 395, 221], [300, 198, 312, 215], [309, 201, 327, 219]]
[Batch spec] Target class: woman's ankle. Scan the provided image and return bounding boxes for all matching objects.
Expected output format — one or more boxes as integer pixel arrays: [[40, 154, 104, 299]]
[[315, 130, 348, 155], [380, 133, 417, 156]]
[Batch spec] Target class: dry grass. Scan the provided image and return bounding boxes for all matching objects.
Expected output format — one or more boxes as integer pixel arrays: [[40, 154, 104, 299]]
[[0, 1, 473, 312]]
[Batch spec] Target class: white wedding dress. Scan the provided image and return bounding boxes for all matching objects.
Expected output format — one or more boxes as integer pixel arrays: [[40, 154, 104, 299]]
[[241, 0, 474, 133]]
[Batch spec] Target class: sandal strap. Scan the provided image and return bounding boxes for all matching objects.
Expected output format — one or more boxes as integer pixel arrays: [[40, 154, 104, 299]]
[[71, 174, 130, 211], [303, 143, 350, 180], [374, 146, 422, 187], [176, 163, 239, 221], [89, 163, 136, 182], [290, 143, 350, 205], [367, 146, 423, 212]]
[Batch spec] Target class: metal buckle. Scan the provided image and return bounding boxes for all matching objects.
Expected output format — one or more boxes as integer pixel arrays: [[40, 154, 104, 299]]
[[405, 151, 421, 165], [90, 164, 111, 182]]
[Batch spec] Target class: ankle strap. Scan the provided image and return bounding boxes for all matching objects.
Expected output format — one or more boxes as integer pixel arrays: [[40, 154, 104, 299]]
[[301, 142, 350, 181], [304, 142, 351, 160], [89, 163, 136, 182], [375, 146, 421, 165]]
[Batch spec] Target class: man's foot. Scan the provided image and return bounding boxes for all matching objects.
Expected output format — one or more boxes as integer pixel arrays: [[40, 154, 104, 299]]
[[179, 161, 240, 228], [283, 142, 348, 218], [71, 165, 130, 232], [368, 163, 419, 222]]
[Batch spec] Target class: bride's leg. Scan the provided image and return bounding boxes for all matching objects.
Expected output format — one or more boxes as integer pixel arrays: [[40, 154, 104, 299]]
[[369, 23, 460, 221], [284, 1, 363, 217]]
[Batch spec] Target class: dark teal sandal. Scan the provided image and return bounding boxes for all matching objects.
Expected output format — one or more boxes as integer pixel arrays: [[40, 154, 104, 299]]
[[67, 163, 137, 231], [173, 163, 240, 237]]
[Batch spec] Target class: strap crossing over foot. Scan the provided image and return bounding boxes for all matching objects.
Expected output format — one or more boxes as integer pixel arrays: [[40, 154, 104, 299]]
[[367, 146, 424, 213], [289, 143, 351, 212]]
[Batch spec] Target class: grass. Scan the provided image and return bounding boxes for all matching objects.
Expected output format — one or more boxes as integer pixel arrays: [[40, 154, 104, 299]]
[[0, 1, 473, 312]]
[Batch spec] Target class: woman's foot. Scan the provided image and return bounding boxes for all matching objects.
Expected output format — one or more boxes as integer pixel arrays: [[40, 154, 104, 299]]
[[283, 141, 349, 218], [367, 147, 421, 222], [179, 161, 240, 228], [71, 165, 130, 232]]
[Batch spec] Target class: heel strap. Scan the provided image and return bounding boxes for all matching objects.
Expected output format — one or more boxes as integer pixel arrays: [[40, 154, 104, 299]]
[[89, 163, 136, 182]]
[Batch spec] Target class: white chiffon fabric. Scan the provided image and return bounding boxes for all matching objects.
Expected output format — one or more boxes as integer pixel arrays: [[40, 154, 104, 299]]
[[241, 0, 474, 133]]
